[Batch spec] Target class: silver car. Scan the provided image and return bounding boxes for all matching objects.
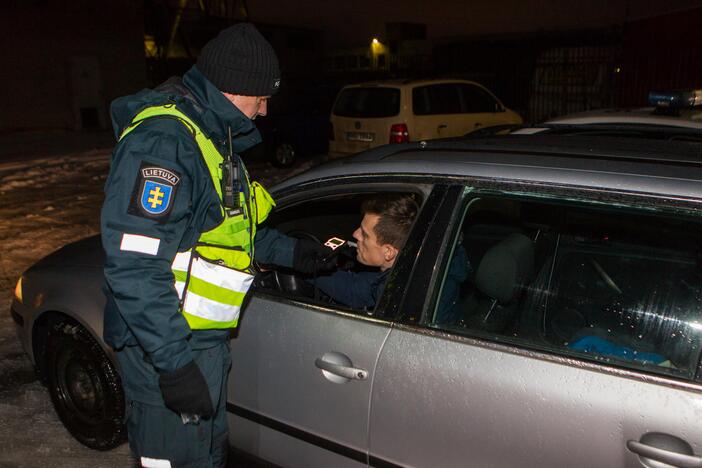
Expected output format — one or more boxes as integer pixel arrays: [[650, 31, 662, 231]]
[[11, 133, 702, 467]]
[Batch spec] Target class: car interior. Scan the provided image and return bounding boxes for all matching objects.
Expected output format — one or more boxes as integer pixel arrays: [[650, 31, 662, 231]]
[[254, 190, 424, 309], [433, 196, 702, 379]]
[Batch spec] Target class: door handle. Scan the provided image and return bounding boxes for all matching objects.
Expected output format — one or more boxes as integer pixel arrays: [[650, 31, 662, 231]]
[[627, 438, 702, 468], [315, 357, 368, 380], [437, 124, 447, 130]]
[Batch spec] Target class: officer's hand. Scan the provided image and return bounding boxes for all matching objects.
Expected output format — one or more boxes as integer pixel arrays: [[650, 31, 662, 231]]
[[158, 361, 214, 418], [293, 238, 338, 274]]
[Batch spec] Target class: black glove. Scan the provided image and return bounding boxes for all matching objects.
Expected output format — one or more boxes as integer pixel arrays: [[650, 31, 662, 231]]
[[158, 361, 214, 419], [293, 238, 338, 274]]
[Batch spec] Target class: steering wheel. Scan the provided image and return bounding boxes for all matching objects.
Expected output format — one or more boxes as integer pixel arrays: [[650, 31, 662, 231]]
[[264, 229, 336, 303], [286, 229, 322, 244]]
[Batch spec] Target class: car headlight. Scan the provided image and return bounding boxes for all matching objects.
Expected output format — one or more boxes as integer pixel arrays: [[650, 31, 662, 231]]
[[14, 276, 22, 303]]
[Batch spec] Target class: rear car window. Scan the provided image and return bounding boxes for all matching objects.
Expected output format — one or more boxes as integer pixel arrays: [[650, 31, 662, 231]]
[[333, 87, 401, 118], [430, 194, 702, 381]]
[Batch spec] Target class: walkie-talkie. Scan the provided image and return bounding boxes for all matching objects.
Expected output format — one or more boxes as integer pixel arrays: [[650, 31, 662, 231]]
[[221, 127, 242, 216]]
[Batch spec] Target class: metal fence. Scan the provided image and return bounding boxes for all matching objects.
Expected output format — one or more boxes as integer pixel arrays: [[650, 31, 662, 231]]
[[527, 45, 621, 123]]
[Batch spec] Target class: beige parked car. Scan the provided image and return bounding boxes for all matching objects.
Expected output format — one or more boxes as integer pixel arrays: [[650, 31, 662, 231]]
[[328, 78, 522, 156]]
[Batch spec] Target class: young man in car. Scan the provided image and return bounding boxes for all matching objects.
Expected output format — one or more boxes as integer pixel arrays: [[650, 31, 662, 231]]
[[101, 23, 332, 468], [311, 194, 417, 309], [313, 193, 470, 316]]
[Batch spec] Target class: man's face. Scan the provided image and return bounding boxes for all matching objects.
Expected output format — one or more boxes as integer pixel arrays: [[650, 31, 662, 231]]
[[352, 213, 398, 271], [222, 93, 269, 120]]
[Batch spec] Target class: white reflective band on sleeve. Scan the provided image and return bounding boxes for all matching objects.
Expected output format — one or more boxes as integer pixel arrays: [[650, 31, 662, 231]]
[[140, 457, 172, 468], [190, 257, 254, 293], [172, 251, 192, 271], [183, 290, 241, 322], [120, 233, 160, 256]]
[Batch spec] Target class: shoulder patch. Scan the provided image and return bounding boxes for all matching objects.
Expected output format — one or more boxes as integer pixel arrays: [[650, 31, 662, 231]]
[[128, 162, 182, 222]]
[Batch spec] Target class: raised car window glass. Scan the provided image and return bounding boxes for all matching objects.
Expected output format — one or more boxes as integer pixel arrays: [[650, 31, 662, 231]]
[[459, 84, 499, 113], [430, 195, 702, 380], [413, 84, 463, 115], [332, 87, 401, 118]]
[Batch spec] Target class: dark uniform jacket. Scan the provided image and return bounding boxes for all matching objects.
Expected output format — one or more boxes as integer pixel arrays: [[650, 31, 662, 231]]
[[101, 66, 294, 373]]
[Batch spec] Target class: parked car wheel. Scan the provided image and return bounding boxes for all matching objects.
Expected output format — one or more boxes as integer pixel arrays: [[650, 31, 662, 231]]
[[45, 321, 125, 450], [272, 141, 296, 167]]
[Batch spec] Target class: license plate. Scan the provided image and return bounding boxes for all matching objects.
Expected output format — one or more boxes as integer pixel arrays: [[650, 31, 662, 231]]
[[346, 131, 374, 142]]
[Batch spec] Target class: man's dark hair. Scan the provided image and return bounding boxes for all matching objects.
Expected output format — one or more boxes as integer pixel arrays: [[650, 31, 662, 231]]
[[361, 193, 419, 248]]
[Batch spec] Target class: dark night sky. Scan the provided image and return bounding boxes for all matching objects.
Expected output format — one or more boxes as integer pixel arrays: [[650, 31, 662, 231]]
[[246, 0, 701, 47]]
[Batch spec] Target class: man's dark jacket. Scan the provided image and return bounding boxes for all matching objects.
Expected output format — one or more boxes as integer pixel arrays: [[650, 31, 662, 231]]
[[101, 66, 294, 373]]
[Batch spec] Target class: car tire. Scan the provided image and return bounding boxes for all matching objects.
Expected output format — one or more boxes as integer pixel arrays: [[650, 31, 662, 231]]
[[272, 142, 296, 167], [45, 321, 126, 450]]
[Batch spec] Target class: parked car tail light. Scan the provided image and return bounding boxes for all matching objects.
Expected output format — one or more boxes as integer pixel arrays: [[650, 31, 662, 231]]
[[389, 123, 409, 144], [328, 121, 335, 141]]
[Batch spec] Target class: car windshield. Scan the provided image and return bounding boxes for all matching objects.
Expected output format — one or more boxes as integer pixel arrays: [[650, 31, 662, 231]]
[[333, 87, 401, 118]]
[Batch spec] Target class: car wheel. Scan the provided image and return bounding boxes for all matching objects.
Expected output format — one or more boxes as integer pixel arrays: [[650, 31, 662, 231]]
[[45, 321, 126, 450], [272, 142, 296, 167]]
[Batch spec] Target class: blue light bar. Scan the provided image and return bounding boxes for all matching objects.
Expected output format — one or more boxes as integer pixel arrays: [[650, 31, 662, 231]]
[[648, 89, 702, 108]]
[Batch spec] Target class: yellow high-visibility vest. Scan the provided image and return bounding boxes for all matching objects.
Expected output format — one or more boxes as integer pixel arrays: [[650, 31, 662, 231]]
[[120, 104, 276, 329]]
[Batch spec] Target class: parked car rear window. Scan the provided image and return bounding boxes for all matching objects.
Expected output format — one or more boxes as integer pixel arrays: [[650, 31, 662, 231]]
[[333, 87, 400, 118]]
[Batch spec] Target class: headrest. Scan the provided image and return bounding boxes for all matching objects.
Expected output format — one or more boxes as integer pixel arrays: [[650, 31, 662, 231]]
[[476, 233, 534, 304]]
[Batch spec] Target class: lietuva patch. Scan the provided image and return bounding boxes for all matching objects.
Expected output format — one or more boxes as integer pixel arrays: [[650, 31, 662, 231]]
[[128, 162, 181, 221]]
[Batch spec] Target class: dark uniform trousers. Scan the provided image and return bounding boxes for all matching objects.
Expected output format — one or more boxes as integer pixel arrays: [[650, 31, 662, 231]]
[[117, 341, 231, 468]]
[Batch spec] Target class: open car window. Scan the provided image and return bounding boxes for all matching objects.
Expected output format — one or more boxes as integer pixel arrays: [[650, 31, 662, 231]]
[[429, 192, 702, 381], [253, 187, 426, 317]]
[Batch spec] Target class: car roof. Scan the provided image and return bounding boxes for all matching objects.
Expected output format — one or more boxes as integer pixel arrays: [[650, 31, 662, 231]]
[[541, 107, 702, 130], [274, 135, 702, 201]]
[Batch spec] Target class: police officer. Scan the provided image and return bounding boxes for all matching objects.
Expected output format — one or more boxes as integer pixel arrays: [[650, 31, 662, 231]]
[[101, 23, 331, 468]]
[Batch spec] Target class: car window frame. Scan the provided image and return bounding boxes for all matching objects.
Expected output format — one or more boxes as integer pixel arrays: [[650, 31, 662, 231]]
[[253, 175, 439, 323], [459, 83, 501, 113], [412, 83, 464, 116], [393, 176, 702, 387]]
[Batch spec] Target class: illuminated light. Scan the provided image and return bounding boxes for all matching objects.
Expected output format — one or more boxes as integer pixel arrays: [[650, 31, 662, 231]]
[[689, 322, 702, 331], [614, 67, 621, 73], [372, 38, 380, 45], [389, 123, 409, 144], [13, 277, 22, 303], [648, 89, 702, 108], [144, 34, 158, 58]]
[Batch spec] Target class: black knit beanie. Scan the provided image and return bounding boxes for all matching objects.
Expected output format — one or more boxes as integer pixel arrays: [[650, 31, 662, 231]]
[[197, 23, 281, 96]]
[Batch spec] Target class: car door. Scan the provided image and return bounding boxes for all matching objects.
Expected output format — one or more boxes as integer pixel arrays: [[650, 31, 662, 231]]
[[369, 184, 702, 467], [227, 181, 440, 467]]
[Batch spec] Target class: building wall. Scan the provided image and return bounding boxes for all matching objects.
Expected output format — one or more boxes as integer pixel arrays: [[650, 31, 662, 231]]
[[1, 0, 145, 132]]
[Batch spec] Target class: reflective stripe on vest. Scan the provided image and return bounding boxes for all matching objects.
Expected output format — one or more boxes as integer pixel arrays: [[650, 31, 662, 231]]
[[120, 104, 275, 330]]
